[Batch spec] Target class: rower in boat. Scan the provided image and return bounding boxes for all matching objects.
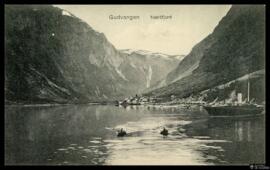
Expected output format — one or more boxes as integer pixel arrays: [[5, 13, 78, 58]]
[[160, 127, 169, 136], [117, 128, 127, 137]]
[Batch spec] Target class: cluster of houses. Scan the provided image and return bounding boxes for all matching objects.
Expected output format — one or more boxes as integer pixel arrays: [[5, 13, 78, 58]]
[[117, 94, 208, 107], [116, 95, 161, 106], [116, 93, 213, 107]]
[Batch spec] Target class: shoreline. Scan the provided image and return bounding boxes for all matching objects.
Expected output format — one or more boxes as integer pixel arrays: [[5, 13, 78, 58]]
[[4, 100, 206, 108], [4, 102, 107, 108]]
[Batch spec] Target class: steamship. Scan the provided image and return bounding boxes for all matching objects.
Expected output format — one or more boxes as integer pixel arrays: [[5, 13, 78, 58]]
[[203, 76, 264, 116]]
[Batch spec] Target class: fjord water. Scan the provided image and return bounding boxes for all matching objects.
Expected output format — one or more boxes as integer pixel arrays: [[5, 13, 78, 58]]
[[5, 105, 265, 165]]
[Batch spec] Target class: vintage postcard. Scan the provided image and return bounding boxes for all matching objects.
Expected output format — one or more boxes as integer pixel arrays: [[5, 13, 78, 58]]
[[4, 4, 266, 166]]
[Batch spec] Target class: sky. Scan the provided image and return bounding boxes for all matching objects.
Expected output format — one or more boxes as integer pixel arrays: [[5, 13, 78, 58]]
[[55, 5, 231, 55]]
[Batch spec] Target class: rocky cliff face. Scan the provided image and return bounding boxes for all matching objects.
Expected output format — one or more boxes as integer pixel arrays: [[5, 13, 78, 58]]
[[5, 5, 129, 104], [145, 5, 265, 100], [5, 5, 181, 104]]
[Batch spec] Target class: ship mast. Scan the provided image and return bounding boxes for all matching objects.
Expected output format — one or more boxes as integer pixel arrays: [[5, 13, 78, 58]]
[[247, 74, 250, 103], [223, 77, 226, 104]]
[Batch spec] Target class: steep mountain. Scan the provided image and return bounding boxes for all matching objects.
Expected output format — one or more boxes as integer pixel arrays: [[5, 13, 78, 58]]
[[118, 49, 183, 93], [5, 5, 182, 104], [165, 35, 215, 85], [145, 5, 265, 100], [5, 5, 129, 104]]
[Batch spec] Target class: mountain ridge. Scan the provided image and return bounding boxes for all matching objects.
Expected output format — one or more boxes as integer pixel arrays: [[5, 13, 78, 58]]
[[145, 5, 265, 100]]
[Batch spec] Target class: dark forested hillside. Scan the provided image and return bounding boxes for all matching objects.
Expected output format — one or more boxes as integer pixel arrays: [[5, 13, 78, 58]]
[[5, 5, 129, 104]]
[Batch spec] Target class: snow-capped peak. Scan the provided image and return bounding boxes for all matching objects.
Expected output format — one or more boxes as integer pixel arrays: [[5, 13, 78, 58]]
[[170, 55, 186, 61], [120, 49, 185, 60], [62, 10, 73, 17], [120, 49, 167, 57]]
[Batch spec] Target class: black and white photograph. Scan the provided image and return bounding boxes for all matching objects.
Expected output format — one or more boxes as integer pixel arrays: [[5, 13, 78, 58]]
[[4, 4, 266, 165]]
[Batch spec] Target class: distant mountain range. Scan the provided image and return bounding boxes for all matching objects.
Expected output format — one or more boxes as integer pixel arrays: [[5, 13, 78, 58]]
[[119, 49, 184, 93], [4, 5, 182, 104], [120, 49, 185, 60], [145, 5, 265, 101]]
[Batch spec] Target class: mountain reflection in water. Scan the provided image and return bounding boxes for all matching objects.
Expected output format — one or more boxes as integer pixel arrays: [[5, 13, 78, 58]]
[[5, 105, 265, 165]]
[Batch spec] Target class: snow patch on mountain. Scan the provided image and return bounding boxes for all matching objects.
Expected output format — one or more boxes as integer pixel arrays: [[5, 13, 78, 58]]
[[62, 10, 73, 17], [120, 49, 184, 61], [115, 68, 128, 81], [146, 66, 152, 88], [171, 55, 186, 61]]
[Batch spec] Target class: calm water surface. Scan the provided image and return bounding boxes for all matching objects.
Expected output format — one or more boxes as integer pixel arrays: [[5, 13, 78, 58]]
[[5, 105, 265, 165]]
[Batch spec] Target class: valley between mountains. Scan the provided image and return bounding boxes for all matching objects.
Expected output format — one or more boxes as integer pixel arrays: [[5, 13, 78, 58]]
[[5, 5, 265, 105]]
